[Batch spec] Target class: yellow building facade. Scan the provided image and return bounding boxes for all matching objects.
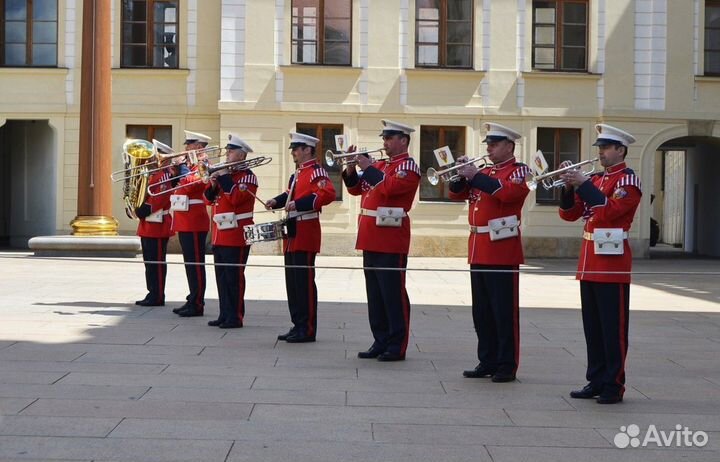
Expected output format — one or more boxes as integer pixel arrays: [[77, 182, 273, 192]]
[[1, 0, 719, 257]]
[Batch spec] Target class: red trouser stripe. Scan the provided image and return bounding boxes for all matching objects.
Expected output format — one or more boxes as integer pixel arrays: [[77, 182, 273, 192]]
[[513, 270, 520, 375], [155, 238, 165, 303], [616, 284, 627, 387], [193, 233, 205, 306], [306, 252, 316, 336], [399, 254, 410, 355]]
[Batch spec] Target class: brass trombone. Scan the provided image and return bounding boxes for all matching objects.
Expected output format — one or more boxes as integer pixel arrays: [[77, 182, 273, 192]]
[[110, 144, 223, 182], [324, 148, 387, 167], [427, 156, 490, 185], [147, 156, 273, 196], [526, 158, 599, 190]]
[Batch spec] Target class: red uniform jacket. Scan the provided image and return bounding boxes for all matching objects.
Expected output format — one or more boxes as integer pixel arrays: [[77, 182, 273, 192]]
[[204, 169, 258, 247], [559, 162, 642, 283], [171, 164, 210, 233], [448, 158, 531, 265], [271, 159, 336, 253], [136, 168, 174, 238], [343, 153, 421, 254]]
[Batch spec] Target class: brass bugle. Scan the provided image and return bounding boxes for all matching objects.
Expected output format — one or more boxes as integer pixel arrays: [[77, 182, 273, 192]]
[[147, 156, 272, 196], [426, 156, 490, 186], [324, 148, 387, 167], [526, 158, 599, 190]]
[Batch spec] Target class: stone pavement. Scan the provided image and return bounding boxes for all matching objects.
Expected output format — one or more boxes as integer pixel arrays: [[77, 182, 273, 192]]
[[0, 251, 719, 462]]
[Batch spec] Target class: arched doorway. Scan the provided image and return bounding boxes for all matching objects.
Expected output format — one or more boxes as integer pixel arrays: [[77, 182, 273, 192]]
[[653, 136, 720, 257], [0, 120, 57, 248]]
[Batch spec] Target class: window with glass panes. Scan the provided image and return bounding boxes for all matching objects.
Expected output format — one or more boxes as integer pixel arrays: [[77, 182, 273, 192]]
[[532, 0, 588, 71], [419, 126, 466, 202], [126, 125, 172, 146], [121, 0, 178, 68], [296, 123, 343, 201], [291, 0, 351, 66], [535, 128, 580, 204], [706, 0, 720, 75], [0, 0, 57, 67], [416, 0, 473, 68]]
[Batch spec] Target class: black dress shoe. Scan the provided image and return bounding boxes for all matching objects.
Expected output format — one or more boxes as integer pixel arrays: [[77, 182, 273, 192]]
[[357, 347, 384, 359], [462, 364, 496, 378], [596, 391, 624, 404], [207, 319, 224, 327], [219, 321, 242, 329], [177, 307, 204, 317], [172, 304, 188, 314], [491, 371, 516, 383], [377, 351, 405, 362], [277, 329, 296, 341], [135, 299, 164, 307], [285, 333, 316, 343], [570, 384, 602, 399]]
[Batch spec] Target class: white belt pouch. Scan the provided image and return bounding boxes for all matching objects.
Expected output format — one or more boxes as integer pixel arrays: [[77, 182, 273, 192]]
[[145, 209, 165, 223], [170, 194, 189, 212], [376, 207, 405, 228], [213, 212, 238, 230], [593, 228, 625, 255], [487, 215, 519, 241]]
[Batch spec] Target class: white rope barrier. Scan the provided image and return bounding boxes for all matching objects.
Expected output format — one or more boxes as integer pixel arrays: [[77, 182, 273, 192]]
[[1, 254, 719, 276]]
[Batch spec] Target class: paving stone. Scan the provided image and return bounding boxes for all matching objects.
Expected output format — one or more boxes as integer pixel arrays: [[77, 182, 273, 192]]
[[109, 418, 372, 442], [0, 416, 120, 437], [0, 436, 232, 461], [21, 398, 252, 420]]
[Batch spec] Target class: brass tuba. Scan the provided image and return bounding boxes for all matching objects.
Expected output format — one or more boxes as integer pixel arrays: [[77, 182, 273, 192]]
[[121, 139, 155, 219]]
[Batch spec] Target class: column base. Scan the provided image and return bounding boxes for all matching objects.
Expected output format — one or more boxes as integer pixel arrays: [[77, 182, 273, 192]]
[[28, 235, 141, 258], [70, 215, 119, 236]]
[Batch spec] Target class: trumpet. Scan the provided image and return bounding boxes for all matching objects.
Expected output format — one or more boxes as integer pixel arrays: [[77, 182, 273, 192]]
[[147, 156, 272, 196], [324, 148, 387, 167], [427, 156, 490, 185], [526, 158, 599, 190]]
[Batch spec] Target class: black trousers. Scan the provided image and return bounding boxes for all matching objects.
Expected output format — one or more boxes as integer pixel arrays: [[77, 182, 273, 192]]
[[140, 237, 168, 304], [178, 231, 207, 307], [580, 281, 630, 395], [213, 245, 250, 325], [284, 251, 318, 337], [470, 265, 520, 375], [362, 251, 411, 356]]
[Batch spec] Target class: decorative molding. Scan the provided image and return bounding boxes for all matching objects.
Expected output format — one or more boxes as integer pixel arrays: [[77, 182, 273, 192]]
[[220, 0, 247, 102], [186, 0, 198, 106], [597, 0, 606, 110], [275, 0, 285, 102], [634, 0, 667, 111], [64, 0, 76, 106]]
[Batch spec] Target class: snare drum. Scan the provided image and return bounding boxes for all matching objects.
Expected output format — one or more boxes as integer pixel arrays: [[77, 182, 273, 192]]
[[243, 220, 287, 244]]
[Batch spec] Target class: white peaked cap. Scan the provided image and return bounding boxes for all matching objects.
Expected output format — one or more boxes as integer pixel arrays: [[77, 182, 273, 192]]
[[225, 133, 253, 152], [593, 124, 636, 147], [183, 130, 212, 144], [152, 139, 174, 155], [482, 122, 522, 143], [288, 132, 319, 148], [379, 119, 415, 136]]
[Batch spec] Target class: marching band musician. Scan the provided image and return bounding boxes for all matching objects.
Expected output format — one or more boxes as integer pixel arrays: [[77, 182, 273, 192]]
[[343, 120, 421, 362], [134, 140, 176, 307], [450, 123, 531, 382], [265, 132, 336, 343], [171, 130, 212, 318], [203, 134, 258, 329], [559, 124, 642, 404]]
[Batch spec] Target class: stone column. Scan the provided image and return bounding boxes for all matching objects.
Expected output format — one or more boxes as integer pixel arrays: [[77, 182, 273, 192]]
[[70, 0, 117, 235]]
